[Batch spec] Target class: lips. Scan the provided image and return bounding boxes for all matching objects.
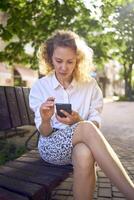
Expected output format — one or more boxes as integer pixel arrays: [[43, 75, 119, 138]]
[[59, 72, 68, 75]]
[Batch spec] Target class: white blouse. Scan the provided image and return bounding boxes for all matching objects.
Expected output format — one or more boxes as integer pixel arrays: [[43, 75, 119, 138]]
[[29, 73, 103, 130]]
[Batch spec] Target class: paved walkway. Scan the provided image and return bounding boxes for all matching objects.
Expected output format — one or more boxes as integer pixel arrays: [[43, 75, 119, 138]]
[[51, 101, 134, 200]]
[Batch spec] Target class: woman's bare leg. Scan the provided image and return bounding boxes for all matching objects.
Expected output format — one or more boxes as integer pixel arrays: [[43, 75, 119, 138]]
[[72, 121, 134, 200], [72, 143, 96, 200]]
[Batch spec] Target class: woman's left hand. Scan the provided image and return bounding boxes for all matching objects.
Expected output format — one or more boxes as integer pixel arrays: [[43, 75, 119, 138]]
[[56, 110, 83, 125]]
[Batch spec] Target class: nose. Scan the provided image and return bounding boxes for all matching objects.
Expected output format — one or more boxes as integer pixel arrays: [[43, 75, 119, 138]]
[[61, 62, 67, 70]]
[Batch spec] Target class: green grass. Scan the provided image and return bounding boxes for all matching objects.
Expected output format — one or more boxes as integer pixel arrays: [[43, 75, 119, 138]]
[[0, 140, 27, 165]]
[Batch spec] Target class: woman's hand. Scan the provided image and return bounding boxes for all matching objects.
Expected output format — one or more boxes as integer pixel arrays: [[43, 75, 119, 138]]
[[40, 97, 55, 122], [56, 110, 83, 125]]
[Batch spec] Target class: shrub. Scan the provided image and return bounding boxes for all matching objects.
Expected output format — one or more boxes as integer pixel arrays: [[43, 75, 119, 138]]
[[0, 140, 27, 165]]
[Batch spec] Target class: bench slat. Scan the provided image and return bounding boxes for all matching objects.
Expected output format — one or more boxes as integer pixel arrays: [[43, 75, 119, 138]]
[[16, 154, 73, 169], [0, 174, 45, 200], [5, 159, 72, 176], [15, 87, 29, 125], [0, 164, 69, 191], [0, 87, 11, 130], [0, 187, 29, 200], [23, 88, 34, 125], [5, 87, 21, 127]]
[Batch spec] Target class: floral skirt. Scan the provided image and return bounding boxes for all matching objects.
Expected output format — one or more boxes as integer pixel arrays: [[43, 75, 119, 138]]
[[38, 123, 78, 165]]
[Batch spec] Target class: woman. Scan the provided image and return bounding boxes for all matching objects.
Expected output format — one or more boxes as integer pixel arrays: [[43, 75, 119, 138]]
[[29, 30, 134, 200]]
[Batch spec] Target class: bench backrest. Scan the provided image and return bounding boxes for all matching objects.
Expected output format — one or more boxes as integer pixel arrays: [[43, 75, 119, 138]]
[[0, 86, 34, 131]]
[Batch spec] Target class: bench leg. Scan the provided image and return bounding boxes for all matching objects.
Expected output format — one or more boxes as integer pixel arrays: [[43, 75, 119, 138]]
[[45, 192, 52, 200], [25, 129, 40, 150]]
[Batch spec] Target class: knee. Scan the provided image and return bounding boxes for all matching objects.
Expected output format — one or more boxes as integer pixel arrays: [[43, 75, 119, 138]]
[[76, 121, 98, 140], [72, 143, 95, 171]]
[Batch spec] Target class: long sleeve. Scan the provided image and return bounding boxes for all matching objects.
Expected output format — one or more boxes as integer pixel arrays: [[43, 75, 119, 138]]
[[87, 81, 103, 127], [29, 80, 43, 130]]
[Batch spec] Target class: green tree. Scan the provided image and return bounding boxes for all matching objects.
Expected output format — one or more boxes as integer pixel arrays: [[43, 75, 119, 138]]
[[88, 0, 134, 99], [112, 1, 134, 99], [0, 0, 121, 69], [1, 0, 133, 100], [0, 0, 88, 68]]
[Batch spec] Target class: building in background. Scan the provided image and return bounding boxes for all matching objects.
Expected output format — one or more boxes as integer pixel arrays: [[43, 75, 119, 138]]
[[0, 63, 38, 87], [104, 60, 124, 97], [14, 64, 38, 87], [0, 63, 13, 86], [0, 11, 38, 87], [97, 60, 124, 97]]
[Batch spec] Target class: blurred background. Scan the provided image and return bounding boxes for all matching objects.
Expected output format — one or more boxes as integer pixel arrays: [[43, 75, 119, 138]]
[[0, 0, 134, 100]]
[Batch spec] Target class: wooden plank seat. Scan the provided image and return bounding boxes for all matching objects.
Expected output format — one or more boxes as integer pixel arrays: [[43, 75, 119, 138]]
[[0, 86, 73, 200], [0, 188, 29, 200]]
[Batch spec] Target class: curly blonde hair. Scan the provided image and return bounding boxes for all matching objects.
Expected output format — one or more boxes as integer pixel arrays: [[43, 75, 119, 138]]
[[38, 30, 93, 82]]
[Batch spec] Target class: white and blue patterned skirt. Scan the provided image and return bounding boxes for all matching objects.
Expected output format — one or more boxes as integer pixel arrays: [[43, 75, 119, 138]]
[[38, 123, 78, 165]]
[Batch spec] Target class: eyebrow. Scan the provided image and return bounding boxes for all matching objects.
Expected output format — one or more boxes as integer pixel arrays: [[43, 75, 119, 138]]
[[55, 57, 75, 61]]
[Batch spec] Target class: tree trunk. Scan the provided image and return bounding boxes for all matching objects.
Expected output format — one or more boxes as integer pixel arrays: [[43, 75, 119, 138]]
[[124, 63, 132, 100]]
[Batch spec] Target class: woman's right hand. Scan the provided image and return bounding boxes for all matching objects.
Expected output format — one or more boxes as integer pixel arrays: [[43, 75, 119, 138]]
[[40, 97, 55, 122]]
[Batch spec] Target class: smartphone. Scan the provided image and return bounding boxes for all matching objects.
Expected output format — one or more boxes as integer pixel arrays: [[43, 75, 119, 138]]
[[56, 103, 72, 118]]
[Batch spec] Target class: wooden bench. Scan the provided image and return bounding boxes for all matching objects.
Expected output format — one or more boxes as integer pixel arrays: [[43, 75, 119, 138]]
[[0, 86, 73, 200]]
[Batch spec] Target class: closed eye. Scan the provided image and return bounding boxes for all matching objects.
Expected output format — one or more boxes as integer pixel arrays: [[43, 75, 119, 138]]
[[56, 60, 62, 63], [68, 61, 75, 64]]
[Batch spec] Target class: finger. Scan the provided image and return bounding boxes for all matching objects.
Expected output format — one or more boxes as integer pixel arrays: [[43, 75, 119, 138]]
[[56, 113, 71, 123], [71, 110, 76, 115], [47, 97, 55, 102], [60, 110, 71, 118], [45, 102, 54, 107], [42, 106, 50, 110], [41, 103, 54, 111]]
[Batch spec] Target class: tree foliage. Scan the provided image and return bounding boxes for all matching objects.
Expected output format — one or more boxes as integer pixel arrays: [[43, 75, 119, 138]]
[[0, 0, 84, 66], [0, 0, 123, 68], [111, 1, 134, 98], [0, 0, 134, 98]]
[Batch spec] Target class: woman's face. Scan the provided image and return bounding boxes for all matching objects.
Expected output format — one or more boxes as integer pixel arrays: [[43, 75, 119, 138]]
[[52, 46, 77, 82]]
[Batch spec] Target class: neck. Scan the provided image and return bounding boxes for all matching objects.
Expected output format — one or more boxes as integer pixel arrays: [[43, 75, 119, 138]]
[[56, 75, 73, 89], [60, 79, 72, 89]]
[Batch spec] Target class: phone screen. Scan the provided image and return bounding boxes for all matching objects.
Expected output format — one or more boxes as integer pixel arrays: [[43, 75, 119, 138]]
[[56, 103, 72, 118]]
